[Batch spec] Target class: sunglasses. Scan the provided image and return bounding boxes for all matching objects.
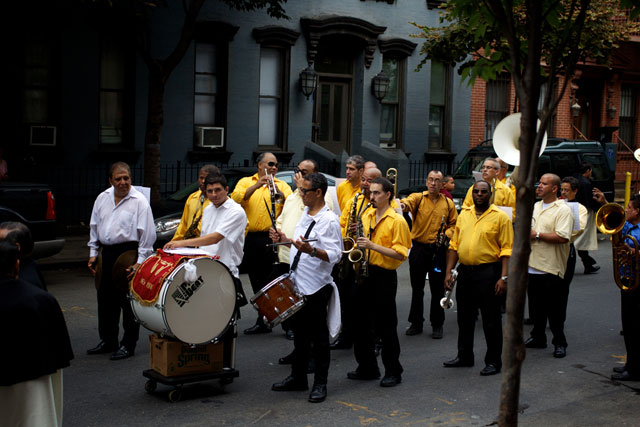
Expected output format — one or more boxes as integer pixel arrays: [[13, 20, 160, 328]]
[[294, 168, 308, 176], [472, 189, 490, 194], [267, 161, 279, 168], [300, 187, 318, 195]]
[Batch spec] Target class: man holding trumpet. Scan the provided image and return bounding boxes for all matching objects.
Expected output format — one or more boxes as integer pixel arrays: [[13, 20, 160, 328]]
[[231, 152, 292, 334], [444, 180, 512, 376]]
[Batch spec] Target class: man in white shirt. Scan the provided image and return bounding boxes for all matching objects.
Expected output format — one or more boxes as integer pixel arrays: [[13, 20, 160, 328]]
[[87, 162, 155, 360], [270, 173, 343, 403]]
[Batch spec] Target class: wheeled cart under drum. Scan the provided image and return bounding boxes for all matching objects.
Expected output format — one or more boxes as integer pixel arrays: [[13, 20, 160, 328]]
[[142, 367, 239, 402]]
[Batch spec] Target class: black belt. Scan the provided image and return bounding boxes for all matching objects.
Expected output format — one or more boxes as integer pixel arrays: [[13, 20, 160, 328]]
[[100, 241, 138, 255], [458, 261, 501, 272], [412, 240, 437, 250]]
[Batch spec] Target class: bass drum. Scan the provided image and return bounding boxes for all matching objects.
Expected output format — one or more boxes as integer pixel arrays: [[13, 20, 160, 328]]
[[131, 257, 237, 345]]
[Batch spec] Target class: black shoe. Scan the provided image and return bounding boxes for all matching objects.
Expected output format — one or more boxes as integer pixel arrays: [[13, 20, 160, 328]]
[[110, 345, 134, 360], [244, 324, 272, 335], [443, 357, 474, 368], [613, 366, 627, 374], [480, 364, 500, 376], [87, 341, 118, 355], [523, 318, 534, 325], [271, 375, 308, 391], [285, 329, 295, 340], [278, 352, 294, 365], [308, 384, 327, 402], [524, 337, 547, 349], [611, 370, 640, 381], [380, 374, 402, 387], [431, 326, 443, 339], [347, 370, 381, 380], [553, 345, 567, 358], [405, 324, 423, 336], [329, 337, 352, 350], [584, 265, 600, 274]]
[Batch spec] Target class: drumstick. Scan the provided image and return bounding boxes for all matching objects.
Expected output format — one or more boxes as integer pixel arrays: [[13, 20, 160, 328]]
[[266, 239, 318, 247]]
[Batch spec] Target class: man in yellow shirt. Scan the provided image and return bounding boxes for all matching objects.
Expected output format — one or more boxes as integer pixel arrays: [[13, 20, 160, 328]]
[[462, 158, 515, 216], [230, 152, 292, 334], [444, 180, 512, 376], [347, 177, 411, 388], [172, 165, 220, 241], [525, 173, 574, 359], [401, 170, 457, 339], [336, 155, 365, 212]]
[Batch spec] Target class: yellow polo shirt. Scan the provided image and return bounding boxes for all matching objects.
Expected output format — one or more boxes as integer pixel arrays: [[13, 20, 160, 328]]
[[172, 190, 210, 241], [230, 173, 292, 233], [529, 199, 574, 278], [361, 206, 411, 270], [337, 179, 361, 213], [463, 179, 516, 218], [449, 205, 513, 266], [340, 195, 398, 237], [401, 192, 457, 243]]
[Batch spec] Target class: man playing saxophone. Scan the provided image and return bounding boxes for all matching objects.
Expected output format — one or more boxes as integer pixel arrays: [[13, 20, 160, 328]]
[[172, 165, 221, 241]]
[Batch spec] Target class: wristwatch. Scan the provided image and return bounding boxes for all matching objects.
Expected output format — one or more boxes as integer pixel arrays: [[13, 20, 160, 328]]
[[310, 248, 317, 257], [501, 275, 508, 282], [535, 231, 540, 241]]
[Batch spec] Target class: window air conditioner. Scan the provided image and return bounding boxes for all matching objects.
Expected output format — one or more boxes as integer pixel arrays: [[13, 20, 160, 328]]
[[196, 126, 224, 148], [30, 125, 57, 146]]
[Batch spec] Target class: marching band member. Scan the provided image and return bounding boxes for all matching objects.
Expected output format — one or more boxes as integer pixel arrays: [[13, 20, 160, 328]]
[[230, 152, 292, 334], [336, 155, 365, 212], [526, 174, 574, 359], [443, 180, 512, 376], [87, 162, 155, 360], [171, 164, 220, 241], [401, 170, 457, 339], [347, 177, 411, 387], [270, 173, 342, 403], [462, 158, 515, 217], [574, 163, 601, 274]]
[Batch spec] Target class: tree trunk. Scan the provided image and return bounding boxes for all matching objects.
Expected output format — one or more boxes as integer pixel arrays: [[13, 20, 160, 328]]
[[143, 63, 166, 203]]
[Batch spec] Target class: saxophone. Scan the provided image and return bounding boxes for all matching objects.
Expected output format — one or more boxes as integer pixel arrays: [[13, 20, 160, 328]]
[[183, 194, 205, 239], [342, 192, 361, 255], [351, 201, 372, 283]]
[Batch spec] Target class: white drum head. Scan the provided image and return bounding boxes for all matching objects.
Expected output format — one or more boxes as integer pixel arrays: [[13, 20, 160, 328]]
[[164, 258, 236, 344]]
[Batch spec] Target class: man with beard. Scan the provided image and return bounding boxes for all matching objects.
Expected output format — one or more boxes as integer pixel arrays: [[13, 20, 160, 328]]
[[444, 180, 512, 376]]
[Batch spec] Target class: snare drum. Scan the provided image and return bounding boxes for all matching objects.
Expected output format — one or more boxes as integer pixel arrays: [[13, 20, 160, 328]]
[[250, 274, 305, 328], [131, 257, 237, 345]]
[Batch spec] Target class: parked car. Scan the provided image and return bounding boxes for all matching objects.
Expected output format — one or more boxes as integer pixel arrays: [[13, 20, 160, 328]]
[[0, 182, 65, 259]]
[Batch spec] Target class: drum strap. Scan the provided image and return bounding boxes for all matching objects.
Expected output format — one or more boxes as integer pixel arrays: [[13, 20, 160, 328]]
[[290, 220, 316, 272]]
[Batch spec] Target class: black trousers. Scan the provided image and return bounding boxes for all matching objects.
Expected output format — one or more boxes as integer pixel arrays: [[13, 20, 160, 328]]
[[621, 288, 640, 375], [332, 257, 357, 343], [97, 241, 140, 349], [528, 272, 569, 347], [577, 250, 597, 269], [408, 241, 446, 328], [290, 284, 333, 385], [353, 265, 403, 377], [455, 262, 503, 367], [243, 231, 276, 325]]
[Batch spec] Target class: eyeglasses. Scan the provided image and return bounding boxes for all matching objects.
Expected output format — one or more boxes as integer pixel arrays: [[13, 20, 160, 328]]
[[300, 187, 318, 195], [472, 189, 490, 194], [295, 168, 308, 176], [267, 162, 279, 168]]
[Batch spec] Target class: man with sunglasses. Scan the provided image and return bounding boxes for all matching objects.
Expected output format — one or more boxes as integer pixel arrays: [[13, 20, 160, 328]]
[[336, 155, 365, 212], [269, 173, 342, 403], [231, 152, 292, 334], [444, 180, 512, 376], [347, 177, 411, 388], [462, 158, 515, 217]]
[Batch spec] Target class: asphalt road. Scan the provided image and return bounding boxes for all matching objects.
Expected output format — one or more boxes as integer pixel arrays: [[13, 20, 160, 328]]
[[45, 238, 640, 426]]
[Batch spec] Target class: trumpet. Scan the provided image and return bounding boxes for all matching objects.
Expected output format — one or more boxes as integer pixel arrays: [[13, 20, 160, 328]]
[[596, 203, 640, 291], [440, 269, 458, 309], [386, 168, 398, 197], [265, 168, 284, 204]]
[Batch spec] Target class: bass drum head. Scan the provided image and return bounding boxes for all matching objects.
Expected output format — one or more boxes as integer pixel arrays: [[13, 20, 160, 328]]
[[164, 258, 236, 345]]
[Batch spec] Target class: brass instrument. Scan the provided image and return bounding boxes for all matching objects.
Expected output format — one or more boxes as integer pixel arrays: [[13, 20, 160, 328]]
[[596, 203, 640, 292], [440, 269, 458, 309], [266, 168, 285, 204], [183, 194, 205, 239], [433, 215, 448, 273], [342, 192, 361, 254], [348, 201, 372, 265], [386, 168, 398, 196]]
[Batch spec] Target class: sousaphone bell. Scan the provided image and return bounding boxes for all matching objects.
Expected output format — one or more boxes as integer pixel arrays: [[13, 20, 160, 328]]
[[492, 112, 548, 166]]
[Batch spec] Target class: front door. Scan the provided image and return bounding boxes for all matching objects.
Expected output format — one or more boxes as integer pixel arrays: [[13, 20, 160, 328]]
[[313, 77, 351, 154]]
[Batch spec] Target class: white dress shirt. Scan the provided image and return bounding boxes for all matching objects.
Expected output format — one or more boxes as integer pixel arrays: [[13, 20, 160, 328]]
[[200, 198, 247, 278], [289, 204, 343, 338], [88, 186, 156, 264]]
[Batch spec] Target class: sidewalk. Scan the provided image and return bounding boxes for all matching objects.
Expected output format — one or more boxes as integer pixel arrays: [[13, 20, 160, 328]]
[[39, 233, 89, 269]]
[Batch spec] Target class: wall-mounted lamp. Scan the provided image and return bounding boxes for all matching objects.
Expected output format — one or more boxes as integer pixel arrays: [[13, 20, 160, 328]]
[[570, 99, 581, 118], [299, 64, 318, 99], [606, 90, 617, 120], [371, 70, 390, 102]]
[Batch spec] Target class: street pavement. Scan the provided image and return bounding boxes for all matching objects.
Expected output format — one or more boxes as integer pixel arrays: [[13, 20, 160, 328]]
[[41, 235, 640, 426]]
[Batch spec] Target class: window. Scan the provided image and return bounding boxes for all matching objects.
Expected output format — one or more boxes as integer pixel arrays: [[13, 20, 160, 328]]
[[259, 47, 284, 147], [619, 85, 636, 147], [485, 74, 510, 139], [194, 42, 218, 127], [380, 56, 404, 148], [429, 61, 450, 150], [23, 35, 52, 125], [99, 35, 127, 145]]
